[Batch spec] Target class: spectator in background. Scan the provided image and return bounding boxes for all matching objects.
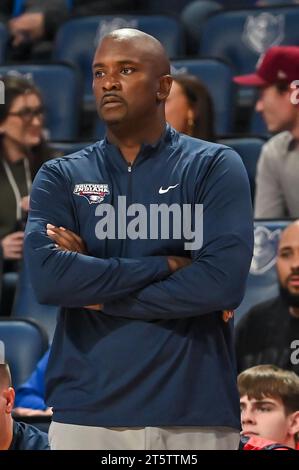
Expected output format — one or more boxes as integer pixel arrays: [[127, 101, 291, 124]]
[[0, 0, 69, 60], [235, 220, 299, 375], [238, 365, 299, 450], [0, 73, 54, 314], [234, 46, 299, 218], [14, 349, 51, 417], [0, 363, 49, 450], [2, 1, 141, 61], [165, 74, 215, 141]]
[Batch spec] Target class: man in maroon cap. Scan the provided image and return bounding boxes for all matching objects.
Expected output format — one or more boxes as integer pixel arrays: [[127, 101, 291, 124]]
[[234, 46, 299, 218]]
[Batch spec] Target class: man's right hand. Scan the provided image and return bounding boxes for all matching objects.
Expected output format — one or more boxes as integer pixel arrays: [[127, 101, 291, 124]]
[[167, 256, 192, 273], [1, 231, 24, 260]]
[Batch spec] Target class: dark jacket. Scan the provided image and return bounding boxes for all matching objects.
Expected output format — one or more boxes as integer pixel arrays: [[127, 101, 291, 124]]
[[25, 126, 253, 429], [9, 420, 49, 450], [235, 296, 299, 374]]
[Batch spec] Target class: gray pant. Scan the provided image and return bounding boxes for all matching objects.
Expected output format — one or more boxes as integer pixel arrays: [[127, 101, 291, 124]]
[[49, 422, 240, 450]]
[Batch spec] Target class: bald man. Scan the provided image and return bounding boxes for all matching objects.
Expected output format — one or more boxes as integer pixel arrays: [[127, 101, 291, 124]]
[[25, 29, 253, 449], [236, 220, 299, 375]]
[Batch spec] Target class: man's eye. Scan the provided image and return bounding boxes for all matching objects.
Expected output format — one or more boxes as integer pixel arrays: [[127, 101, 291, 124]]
[[94, 71, 104, 78], [121, 67, 134, 75], [257, 406, 272, 412]]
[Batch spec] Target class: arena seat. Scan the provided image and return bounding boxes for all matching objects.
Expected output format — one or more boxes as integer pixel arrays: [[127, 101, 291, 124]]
[[12, 263, 59, 343], [200, 6, 299, 107], [171, 58, 235, 135], [0, 318, 48, 388], [53, 15, 185, 107], [250, 110, 270, 137], [0, 63, 81, 140], [235, 219, 290, 323], [219, 136, 265, 201], [49, 141, 94, 155], [200, 6, 299, 76]]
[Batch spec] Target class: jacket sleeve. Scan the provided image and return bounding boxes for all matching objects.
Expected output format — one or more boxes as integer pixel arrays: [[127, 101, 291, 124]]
[[104, 148, 254, 320], [24, 162, 169, 307], [14, 350, 50, 410], [24, 0, 69, 38]]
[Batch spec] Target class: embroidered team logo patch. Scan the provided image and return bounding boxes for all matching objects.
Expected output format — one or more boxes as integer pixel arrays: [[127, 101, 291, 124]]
[[73, 183, 110, 204]]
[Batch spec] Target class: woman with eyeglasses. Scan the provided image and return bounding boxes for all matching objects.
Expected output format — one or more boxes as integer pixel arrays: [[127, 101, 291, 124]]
[[0, 74, 54, 314]]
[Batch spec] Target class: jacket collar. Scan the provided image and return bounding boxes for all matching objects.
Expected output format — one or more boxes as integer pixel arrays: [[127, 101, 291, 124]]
[[101, 124, 177, 170]]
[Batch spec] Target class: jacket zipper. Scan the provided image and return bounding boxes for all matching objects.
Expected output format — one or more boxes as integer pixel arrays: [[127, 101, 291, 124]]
[[127, 162, 132, 205]]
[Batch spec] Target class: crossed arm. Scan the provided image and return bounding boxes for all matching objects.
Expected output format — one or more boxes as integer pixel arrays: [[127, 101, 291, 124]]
[[29, 148, 254, 320], [47, 224, 191, 310], [25, 164, 193, 309]]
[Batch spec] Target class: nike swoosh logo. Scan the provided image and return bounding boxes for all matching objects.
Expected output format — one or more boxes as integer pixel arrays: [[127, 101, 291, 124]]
[[159, 184, 179, 194]]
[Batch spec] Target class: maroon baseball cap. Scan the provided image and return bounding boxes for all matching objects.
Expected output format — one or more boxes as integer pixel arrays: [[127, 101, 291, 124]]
[[233, 46, 299, 87]]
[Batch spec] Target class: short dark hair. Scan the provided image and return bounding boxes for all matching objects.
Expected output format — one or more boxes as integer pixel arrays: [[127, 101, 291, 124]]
[[0, 363, 12, 389], [238, 364, 299, 415]]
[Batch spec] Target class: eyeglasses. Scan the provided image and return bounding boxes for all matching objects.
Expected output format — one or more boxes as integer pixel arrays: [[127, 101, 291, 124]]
[[8, 106, 45, 122]]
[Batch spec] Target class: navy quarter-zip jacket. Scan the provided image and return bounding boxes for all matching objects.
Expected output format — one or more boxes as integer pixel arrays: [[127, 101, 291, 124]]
[[25, 126, 253, 428]]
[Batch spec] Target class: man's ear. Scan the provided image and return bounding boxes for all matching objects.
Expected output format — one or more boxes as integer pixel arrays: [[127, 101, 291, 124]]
[[157, 75, 173, 102], [3, 387, 15, 414], [287, 410, 299, 439]]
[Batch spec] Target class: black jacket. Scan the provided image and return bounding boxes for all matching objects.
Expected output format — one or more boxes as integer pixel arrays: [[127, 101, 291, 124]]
[[235, 296, 299, 374], [9, 421, 49, 450]]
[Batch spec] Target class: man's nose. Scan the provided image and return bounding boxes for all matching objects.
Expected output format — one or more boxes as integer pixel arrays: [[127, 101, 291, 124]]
[[102, 74, 121, 91], [241, 408, 256, 425]]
